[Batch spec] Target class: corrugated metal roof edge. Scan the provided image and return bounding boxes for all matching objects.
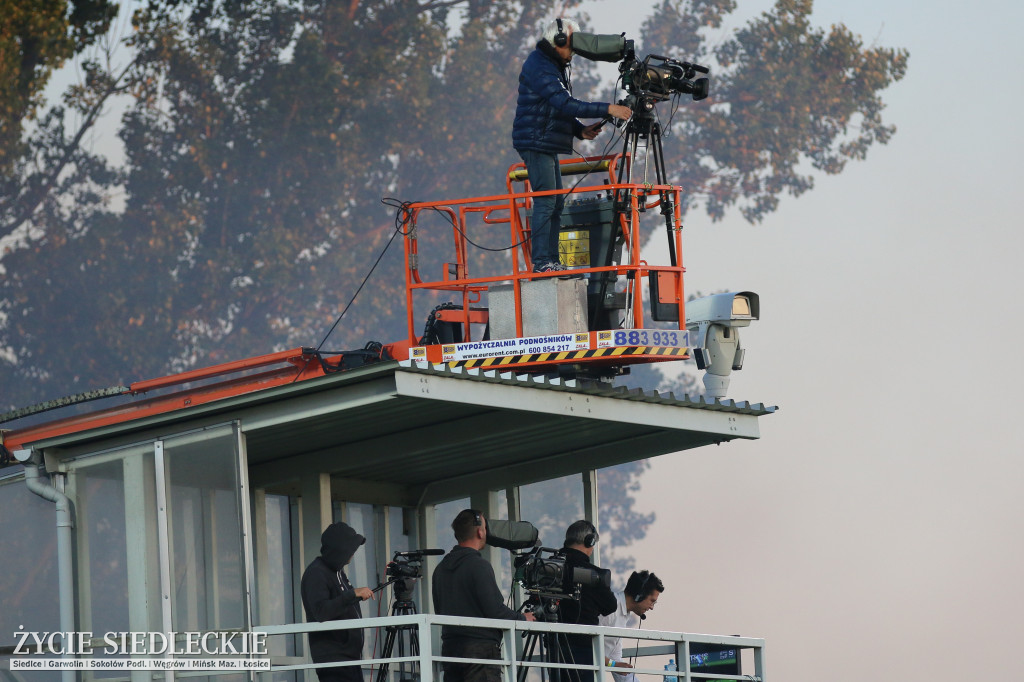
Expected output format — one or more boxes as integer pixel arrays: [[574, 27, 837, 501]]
[[394, 361, 778, 416], [4, 359, 776, 453]]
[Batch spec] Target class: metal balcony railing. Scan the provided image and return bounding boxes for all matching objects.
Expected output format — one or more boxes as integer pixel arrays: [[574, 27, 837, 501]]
[[255, 614, 765, 682]]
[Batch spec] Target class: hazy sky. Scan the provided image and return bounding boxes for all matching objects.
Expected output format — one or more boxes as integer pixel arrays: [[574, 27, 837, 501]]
[[581, 1, 1024, 680]]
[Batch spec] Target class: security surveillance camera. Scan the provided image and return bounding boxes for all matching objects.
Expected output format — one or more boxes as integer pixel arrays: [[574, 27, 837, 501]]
[[685, 292, 759, 399]]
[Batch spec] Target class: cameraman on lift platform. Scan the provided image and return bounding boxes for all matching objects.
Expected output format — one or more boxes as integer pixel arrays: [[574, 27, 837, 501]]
[[433, 509, 536, 682], [557, 520, 617, 682], [512, 17, 631, 274]]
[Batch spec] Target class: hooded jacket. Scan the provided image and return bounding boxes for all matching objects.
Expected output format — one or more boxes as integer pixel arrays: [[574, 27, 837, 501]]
[[431, 545, 525, 643], [301, 522, 367, 663], [512, 40, 610, 155]]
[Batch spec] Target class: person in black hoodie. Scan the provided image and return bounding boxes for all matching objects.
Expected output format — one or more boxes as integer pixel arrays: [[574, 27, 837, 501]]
[[556, 519, 617, 682], [432, 509, 535, 682], [301, 522, 376, 682]]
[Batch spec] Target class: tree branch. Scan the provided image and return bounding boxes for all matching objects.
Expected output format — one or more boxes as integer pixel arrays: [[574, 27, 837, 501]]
[[0, 53, 139, 241]]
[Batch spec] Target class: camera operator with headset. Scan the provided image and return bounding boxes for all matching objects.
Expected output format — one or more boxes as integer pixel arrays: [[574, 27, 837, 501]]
[[512, 17, 631, 274], [557, 520, 618, 682], [300, 522, 376, 682], [432, 510, 536, 682], [598, 570, 665, 682]]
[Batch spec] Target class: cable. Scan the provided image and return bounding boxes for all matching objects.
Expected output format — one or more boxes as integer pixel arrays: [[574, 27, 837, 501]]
[[566, 118, 629, 198], [410, 198, 529, 253], [454, 219, 530, 252], [627, 611, 644, 669], [313, 198, 413, 352]]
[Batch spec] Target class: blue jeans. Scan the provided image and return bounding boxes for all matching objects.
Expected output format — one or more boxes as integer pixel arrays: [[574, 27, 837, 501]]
[[518, 149, 564, 267]]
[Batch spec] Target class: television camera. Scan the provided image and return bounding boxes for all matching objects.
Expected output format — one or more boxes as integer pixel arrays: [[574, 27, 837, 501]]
[[570, 32, 711, 269], [515, 546, 610, 601], [486, 519, 610, 622], [375, 548, 444, 599], [571, 32, 709, 114]]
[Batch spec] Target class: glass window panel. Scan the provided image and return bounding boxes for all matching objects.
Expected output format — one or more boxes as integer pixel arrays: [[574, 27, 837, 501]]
[[60, 442, 160, 682], [490, 490, 513, 590], [0, 472, 60, 661], [262, 494, 295, 625], [518, 475, 584, 549], [165, 426, 247, 631], [342, 503, 378, 591], [260, 494, 297, 682], [72, 458, 130, 636], [388, 507, 412, 555], [433, 498, 469, 550]]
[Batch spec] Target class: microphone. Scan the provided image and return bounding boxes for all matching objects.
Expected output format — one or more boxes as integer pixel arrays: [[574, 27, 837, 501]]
[[639, 614, 646, 621]]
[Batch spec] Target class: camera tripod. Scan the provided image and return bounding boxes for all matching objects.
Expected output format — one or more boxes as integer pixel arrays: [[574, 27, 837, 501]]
[[375, 577, 420, 682], [613, 97, 679, 266], [586, 97, 679, 329], [518, 597, 583, 682]]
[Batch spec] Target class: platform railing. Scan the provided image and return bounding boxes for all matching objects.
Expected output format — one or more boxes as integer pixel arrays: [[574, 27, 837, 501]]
[[255, 614, 765, 682], [399, 155, 688, 346]]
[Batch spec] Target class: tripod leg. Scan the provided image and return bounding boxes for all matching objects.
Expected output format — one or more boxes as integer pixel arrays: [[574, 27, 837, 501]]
[[408, 629, 420, 680], [377, 627, 397, 682], [648, 122, 677, 266], [519, 633, 539, 682], [397, 628, 406, 682]]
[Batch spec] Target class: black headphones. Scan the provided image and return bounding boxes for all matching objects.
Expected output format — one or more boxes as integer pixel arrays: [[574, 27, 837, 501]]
[[553, 18, 569, 47], [632, 570, 652, 602], [583, 521, 598, 548]]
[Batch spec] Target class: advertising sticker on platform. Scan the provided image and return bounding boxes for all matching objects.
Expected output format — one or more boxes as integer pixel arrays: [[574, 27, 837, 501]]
[[444, 334, 579, 361]]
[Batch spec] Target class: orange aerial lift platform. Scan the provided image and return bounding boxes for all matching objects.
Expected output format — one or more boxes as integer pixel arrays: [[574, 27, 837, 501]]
[[1, 153, 700, 454]]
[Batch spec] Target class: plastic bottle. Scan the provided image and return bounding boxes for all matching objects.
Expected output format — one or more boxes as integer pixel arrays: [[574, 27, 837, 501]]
[[665, 658, 677, 682]]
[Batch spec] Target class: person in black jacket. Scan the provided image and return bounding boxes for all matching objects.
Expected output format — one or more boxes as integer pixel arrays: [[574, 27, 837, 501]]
[[432, 509, 535, 682], [300, 522, 376, 682], [512, 17, 631, 273], [557, 519, 617, 682]]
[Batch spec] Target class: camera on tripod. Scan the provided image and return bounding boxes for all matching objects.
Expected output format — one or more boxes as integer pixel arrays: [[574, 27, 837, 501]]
[[514, 546, 611, 600], [375, 549, 442, 682], [380, 548, 444, 598], [386, 550, 428, 579], [622, 53, 710, 103], [485, 519, 610, 620], [570, 31, 710, 109]]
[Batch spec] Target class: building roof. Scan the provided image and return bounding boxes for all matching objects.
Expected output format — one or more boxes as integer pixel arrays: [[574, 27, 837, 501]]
[[8, 361, 776, 505]]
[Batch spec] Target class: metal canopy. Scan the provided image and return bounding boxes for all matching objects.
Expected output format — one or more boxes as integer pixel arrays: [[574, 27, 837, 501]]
[[25, 361, 775, 506], [240, 362, 775, 505]]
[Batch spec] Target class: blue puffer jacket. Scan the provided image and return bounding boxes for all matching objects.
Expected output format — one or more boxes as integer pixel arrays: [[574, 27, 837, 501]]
[[512, 41, 609, 155]]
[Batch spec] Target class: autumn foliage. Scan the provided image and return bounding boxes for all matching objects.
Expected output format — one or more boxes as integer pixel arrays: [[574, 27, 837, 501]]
[[0, 0, 906, 410]]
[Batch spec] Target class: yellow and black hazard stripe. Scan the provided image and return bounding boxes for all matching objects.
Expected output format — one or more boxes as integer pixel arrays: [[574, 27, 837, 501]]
[[450, 345, 689, 369]]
